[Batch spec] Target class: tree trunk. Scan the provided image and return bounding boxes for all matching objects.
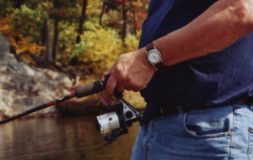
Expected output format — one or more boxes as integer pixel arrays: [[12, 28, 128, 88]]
[[121, 3, 129, 41], [49, 0, 61, 62], [52, 19, 59, 61], [41, 13, 53, 62], [76, 0, 88, 43], [132, 7, 137, 35]]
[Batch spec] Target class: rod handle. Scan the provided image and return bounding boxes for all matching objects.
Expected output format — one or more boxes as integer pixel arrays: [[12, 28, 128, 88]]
[[75, 74, 122, 99]]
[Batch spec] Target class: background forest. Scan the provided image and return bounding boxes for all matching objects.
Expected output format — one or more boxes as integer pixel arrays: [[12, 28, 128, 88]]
[[0, 0, 148, 108]]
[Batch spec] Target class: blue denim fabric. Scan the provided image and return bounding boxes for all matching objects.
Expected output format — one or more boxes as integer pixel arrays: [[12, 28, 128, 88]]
[[131, 104, 253, 160]]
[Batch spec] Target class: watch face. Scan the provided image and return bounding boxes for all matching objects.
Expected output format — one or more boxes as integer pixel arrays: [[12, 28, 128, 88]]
[[148, 49, 161, 64]]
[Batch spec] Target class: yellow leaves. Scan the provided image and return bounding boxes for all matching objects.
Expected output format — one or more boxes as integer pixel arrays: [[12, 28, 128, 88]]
[[0, 17, 14, 36], [124, 91, 146, 109], [15, 39, 43, 55], [130, 0, 143, 7], [11, 37, 43, 65], [0, 23, 12, 34], [18, 54, 37, 66], [70, 23, 123, 74], [124, 34, 139, 51], [81, 27, 122, 61]]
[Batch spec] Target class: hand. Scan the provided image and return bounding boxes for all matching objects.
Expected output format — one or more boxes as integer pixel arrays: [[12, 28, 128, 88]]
[[99, 48, 156, 105]]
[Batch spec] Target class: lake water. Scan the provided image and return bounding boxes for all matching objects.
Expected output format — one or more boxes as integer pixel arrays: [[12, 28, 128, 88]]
[[0, 116, 139, 160]]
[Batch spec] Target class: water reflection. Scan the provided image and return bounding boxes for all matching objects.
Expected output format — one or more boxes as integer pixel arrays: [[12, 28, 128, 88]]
[[0, 116, 139, 160]]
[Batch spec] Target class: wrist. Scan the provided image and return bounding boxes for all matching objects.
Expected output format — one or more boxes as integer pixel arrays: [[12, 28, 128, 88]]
[[137, 48, 157, 72]]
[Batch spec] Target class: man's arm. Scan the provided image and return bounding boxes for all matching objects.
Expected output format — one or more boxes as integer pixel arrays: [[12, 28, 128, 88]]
[[99, 0, 253, 104], [156, 0, 253, 65]]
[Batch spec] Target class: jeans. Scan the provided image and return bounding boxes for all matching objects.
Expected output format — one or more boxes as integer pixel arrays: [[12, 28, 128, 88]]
[[131, 104, 253, 160]]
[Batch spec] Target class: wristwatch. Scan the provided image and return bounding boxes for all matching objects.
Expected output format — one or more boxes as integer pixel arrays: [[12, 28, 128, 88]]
[[145, 42, 163, 69]]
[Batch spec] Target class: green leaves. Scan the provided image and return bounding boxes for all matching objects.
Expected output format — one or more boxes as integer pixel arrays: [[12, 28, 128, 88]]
[[11, 4, 45, 39]]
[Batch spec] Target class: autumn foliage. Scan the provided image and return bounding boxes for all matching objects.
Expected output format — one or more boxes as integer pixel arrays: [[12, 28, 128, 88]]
[[0, 0, 148, 108], [0, 0, 147, 76]]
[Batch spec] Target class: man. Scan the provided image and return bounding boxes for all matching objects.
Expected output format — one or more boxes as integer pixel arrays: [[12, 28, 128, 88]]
[[99, 0, 253, 159]]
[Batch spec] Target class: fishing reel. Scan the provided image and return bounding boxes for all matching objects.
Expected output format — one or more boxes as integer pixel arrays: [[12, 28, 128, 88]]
[[96, 98, 143, 142]]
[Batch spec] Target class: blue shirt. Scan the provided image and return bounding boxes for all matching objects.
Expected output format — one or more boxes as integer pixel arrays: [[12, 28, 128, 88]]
[[140, 0, 253, 119]]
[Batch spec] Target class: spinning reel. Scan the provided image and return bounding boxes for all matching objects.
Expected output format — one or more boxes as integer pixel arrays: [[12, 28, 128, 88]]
[[96, 98, 143, 142]]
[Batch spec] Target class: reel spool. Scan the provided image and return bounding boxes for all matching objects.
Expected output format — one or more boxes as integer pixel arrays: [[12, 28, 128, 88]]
[[96, 99, 143, 142]]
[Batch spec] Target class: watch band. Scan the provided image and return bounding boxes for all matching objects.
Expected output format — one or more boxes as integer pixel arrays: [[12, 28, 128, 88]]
[[146, 42, 154, 52], [145, 42, 163, 69]]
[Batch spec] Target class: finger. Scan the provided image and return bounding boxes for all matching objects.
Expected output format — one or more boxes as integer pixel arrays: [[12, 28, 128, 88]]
[[99, 70, 118, 105], [98, 91, 118, 105], [108, 97, 118, 105], [105, 74, 117, 96], [98, 92, 109, 105]]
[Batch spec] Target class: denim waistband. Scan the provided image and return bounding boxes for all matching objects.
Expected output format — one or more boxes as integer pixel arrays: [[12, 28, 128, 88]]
[[142, 100, 253, 124]]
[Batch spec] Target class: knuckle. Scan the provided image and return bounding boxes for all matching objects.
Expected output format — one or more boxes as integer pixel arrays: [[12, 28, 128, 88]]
[[115, 63, 122, 70], [106, 83, 113, 94]]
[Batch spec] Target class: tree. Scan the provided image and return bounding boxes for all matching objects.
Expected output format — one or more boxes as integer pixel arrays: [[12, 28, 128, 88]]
[[41, 12, 52, 62], [76, 0, 88, 43], [99, 0, 147, 40]]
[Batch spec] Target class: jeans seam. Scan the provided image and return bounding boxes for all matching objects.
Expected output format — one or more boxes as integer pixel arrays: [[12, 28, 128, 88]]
[[247, 127, 253, 160], [246, 105, 253, 160], [248, 131, 250, 160], [228, 108, 235, 160]]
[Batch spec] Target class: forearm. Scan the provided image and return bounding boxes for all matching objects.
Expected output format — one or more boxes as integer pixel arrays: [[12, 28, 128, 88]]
[[155, 0, 253, 66]]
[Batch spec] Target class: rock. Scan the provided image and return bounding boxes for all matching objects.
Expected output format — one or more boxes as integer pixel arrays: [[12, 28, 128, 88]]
[[0, 52, 73, 117]]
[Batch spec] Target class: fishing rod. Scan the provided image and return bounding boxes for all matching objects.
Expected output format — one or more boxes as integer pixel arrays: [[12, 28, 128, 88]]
[[0, 75, 144, 142], [0, 77, 108, 125]]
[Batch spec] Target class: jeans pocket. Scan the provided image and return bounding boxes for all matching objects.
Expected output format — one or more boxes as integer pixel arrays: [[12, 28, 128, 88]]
[[183, 107, 232, 138]]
